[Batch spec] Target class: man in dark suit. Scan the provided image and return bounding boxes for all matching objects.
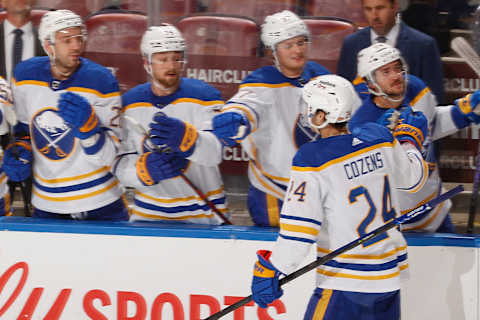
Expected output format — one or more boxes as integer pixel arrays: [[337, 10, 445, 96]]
[[337, 0, 445, 104], [0, 0, 44, 81]]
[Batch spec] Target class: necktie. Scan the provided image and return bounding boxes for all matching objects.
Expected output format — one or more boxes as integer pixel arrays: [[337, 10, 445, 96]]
[[12, 29, 24, 74], [376, 36, 387, 43]]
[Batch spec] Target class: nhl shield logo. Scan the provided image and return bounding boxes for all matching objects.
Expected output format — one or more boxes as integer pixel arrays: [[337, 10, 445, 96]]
[[32, 108, 76, 160]]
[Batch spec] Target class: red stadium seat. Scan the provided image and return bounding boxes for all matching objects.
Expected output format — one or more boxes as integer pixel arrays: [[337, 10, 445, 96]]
[[207, 0, 296, 22], [85, 12, 148, 92], [34, 0, 103, 17], [306, 0, 367, 27], [177, 14, 260, 57], [303, 17, 356, 72]]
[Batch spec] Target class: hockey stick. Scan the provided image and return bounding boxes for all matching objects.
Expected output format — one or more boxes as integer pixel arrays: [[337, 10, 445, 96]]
[[204, 185, 464, 320], [124, 115, 233, 225], [451, 36, 480, 233]]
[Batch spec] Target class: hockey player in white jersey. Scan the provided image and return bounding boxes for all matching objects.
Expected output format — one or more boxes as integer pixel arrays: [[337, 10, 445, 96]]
[[3, 10, 128, 220], [212, 10, 331, 227], [113, 25, 228, 224], [350, 42, 480, 232], [250, 75, 428, 319]]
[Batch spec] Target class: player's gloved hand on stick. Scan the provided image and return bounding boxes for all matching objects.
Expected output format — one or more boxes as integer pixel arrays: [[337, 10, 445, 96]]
[[149, 113, 198, 157], [212, 112, 251, 146], [57, 92, 101, 139], [251, 250, 284, 308], [393, 106, 428, 151], [454, 90, 480, 124], [3, 142, 32, 182], [136, 151, 187, 186]]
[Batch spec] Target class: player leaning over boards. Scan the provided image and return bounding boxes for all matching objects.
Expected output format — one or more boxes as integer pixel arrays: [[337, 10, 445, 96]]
[[113, 25, 228, 224], [3, 10, 128, 221], [350, 42, 480, 232], [212, 10, 330, 227], [250, 75, 428, 319]]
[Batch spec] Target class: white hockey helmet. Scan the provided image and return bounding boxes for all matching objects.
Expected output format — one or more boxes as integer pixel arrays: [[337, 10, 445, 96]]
[[357, 43, 407, 81], [302, 75, 361, 130], [140, 24, 186, 63], [38, 9, 86, 52], [261, 10, 310, 50]]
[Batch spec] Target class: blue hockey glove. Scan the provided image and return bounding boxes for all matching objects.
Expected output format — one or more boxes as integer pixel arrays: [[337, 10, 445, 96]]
[[376, 108, 401, 130], [136, 151, 187, 186], [3, 141, 32, 182], [149, 113, 198, 157], [251, 250, 283, 308], [393, 107, 428, 151], [351, 122, 393, 143], [212, 112, 251, 146], [454, 90, 480, 125], [57, 92, 100, 139]]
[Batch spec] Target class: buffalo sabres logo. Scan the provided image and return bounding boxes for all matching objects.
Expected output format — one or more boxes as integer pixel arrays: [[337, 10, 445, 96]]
[[32, 108, 76, 160]]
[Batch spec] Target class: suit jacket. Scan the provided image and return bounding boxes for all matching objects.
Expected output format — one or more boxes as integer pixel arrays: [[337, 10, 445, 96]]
[[0, 22, 44, 79], [337, 22, 445, 104]]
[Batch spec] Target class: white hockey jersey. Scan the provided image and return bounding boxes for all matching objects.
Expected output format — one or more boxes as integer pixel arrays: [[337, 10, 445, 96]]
[[351, 75, 461, 232], [223, 62, 330, 200], [270, 128, 428, 293], [12, 57, 124, 214], [115, 79, 227, 224]]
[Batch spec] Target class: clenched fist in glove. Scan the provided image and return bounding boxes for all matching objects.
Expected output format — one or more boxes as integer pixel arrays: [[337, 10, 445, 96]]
[[393, 107, 428, 151], [3, 142, 32, 182], [453, 90, 480, 127], [57, 92, 100, 139], [212, 112, 251, 146], [251, 250, 284, 308], [149, 113, 198, 157], [136, 151, 188, 186]]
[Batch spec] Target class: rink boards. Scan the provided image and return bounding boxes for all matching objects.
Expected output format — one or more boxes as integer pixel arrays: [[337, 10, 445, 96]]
[[0, 217, 477, 320]]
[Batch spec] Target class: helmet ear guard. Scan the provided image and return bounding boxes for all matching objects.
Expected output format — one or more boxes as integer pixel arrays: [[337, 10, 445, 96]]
[[302, 75, 361, 130]]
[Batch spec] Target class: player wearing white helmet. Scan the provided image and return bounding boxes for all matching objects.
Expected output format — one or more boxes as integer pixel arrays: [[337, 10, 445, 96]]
[[114, 25, 228, 224], [212, 10, 330, 227], [351, 42, 480, 232], [3, 9, 129, 220], [248, 74, 428, 320]]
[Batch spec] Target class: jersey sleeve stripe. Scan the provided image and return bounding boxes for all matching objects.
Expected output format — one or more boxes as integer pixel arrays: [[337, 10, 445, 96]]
[[33, 173, 113, 193], [280, 214, 322, 226], [239, 82, 293, 89], [322, 254, 406, 272], [171, 98, 224, 106], [131, 209, 215, 221], [279, 233, 316, 244], [122, 102, 154, 111], [134, 197, 227, 214], [409, 87, 430, 106], [136, 186, 224, 204], [317, 246, 407, 260], [317, 267, 403, 281], [33, 180, 119, 201], [33, 166, 110, 184], [67, 87, 120, 98], [280, 223, 319, 236]]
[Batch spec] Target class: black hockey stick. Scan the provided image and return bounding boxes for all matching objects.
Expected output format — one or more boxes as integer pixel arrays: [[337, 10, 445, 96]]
[[203, 185, 464, 320], [124, 115, 233, 225], [451, 37, 480, 233]]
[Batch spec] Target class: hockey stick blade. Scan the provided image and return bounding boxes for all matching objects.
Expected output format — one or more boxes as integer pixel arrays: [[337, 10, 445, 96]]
[[203, 185, 464, 320], [123, 115, 233, 225], [450, 37, 480, 233], [451, 37, 480, 77]]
